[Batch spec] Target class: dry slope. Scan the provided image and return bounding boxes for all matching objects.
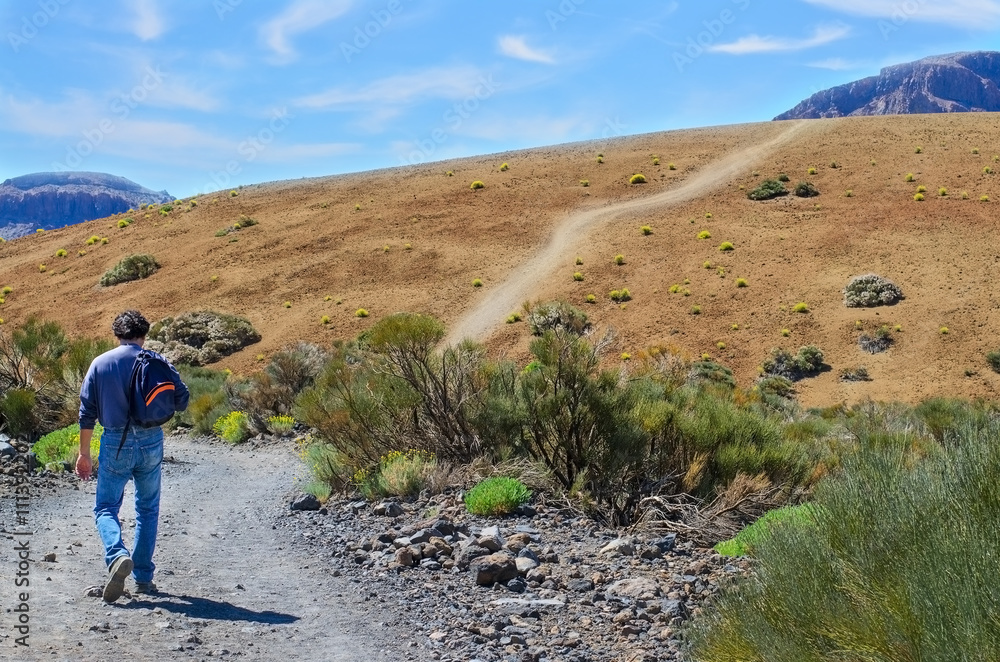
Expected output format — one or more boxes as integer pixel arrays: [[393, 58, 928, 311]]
[[3, 114, 1000, 407]]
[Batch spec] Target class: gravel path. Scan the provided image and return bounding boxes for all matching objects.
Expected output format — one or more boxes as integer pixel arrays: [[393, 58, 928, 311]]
[[0, 435, 400, 661]]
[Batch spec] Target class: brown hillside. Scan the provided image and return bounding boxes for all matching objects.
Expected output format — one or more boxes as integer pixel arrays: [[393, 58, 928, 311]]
[[3, 114, 1000, 408]]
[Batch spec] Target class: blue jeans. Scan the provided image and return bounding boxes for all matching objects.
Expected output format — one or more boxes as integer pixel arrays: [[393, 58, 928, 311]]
[[94, 426, 163, 583]]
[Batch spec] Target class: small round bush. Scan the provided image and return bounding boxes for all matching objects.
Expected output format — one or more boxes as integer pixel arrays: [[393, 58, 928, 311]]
[[499, 162, 509, 171], [580, 180, 589, 187], [585, 294, 596, 303], [614, 254, 625, 265], [573, 272, 584, 282], [736, 278, 748, 288], [630, 173, 647, 185], [986, 351, 1000, 374], [792, 302, 809, 313], [748, 179, 788, 201], [641, 225, 652, 235], [807, 167, 817, 175], [464, 477, 531, 516], [843, 274, 903, 308], [355, 308, 369, 318], [905, 173, 915, 182], [719, 242, 734, 251], [914, 193, 925, 201], [470, 180, 485, 190], [795, 181, 820, 197], [698, 230, 712, 240], [100, 254, 159, 287], [916, 185, 927, 193], [55, 248, 67, 257], [472, 278, 483, 288]]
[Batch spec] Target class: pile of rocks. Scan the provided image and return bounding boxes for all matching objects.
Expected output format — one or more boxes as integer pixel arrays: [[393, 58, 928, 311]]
[[280, 490, 749, 661], [0, 434, 78, 492]]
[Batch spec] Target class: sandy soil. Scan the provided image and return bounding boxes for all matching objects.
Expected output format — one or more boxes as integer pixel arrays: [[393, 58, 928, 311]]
[[4, 114, 1000, 406], [0, 435, 400, 661]]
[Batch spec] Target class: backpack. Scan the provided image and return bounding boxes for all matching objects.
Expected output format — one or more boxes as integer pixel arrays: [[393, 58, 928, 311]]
[[116, 349, 179, 458]]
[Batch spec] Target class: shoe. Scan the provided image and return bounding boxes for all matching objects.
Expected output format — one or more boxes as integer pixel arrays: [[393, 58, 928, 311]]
[[135, 581, 158, 595], [103, 556, 133, 603]]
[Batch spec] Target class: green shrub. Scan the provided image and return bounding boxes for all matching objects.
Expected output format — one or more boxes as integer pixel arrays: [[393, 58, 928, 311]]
[[33, 423, 103, 469], [736, 278, 748, 288], [792, 302, 809, 313], [266, 414, 295, 435], [609, 289, 631, 303], [213, 411, 249, 444], [465, 477, 532, 516], [641, 225, 652, 235], [614, 254, 625, 265], [987, 351, 1000, 374], [843, 273, 903, 307], [356, 449, 436, 500], [0, 389, 37, 438], [807, 167, 817, 175], [527, 300, 589, 336], [748, 179, 788, 201], [698, 230, 712, 240], [100, 254, 159, 287], [777, 173, 790, 182], [715, 504, 816, 557], [762, 346, 824, 381], [472, 278, 483, 288], [794, 181, 819, 197], [180, 387, 229, 436], [580, 180, 589, 187], [688, 410, 1000, 661], [916, 184, 928, 193], [630, 173, 647, 184], [719, 242, 734, 251], [355, 308, 369, 318], [470, 180, 485, 190], [499, 162, 509, 171], [55, 248, 67, 258], [573, 272, 584, 281]]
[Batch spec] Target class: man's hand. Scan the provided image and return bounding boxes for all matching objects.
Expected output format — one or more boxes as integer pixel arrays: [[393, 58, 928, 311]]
[[76, 454, 92, 480]]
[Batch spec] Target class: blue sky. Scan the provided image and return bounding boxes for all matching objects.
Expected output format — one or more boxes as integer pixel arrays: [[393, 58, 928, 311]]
[[1, 0, 998, 198]]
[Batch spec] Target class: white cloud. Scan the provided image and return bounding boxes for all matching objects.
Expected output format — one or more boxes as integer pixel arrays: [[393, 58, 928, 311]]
[[807, 57, 868, 70], [295, 65, 494, 109], [498, 35, 555, 64], [128, 0, 165, 40], [802, 0, 1000, 28], [261, 0, 353, 63], [709, 24, 851, 55]]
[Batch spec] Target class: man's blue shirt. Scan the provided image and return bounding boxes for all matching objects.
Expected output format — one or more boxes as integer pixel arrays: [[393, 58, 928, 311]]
[[79, 343, 189, 430]]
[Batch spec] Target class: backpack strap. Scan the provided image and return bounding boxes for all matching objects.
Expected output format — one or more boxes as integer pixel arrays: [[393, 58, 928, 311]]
[[116, 354, 143, 459]]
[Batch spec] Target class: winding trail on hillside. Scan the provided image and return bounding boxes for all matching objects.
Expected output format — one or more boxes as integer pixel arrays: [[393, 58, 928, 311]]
[[0, 436, 399, 661], [445, 119, 820, 345]]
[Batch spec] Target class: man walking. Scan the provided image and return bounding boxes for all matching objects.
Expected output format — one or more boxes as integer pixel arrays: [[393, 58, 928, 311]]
[[75, 310, 189, 603]]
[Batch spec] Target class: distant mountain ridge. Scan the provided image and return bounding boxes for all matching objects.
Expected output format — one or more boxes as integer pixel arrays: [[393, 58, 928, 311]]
[[776, 52, 1000, 120], [0, 172, 171, 239]]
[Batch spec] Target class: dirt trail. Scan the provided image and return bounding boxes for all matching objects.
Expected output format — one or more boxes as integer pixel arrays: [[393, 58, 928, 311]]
[[0, 436, 399, 661], [444, 119, 819, 345]]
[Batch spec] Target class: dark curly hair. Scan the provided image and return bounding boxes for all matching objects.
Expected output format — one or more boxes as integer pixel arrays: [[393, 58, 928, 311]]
[[112, 310, 150, 340]]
